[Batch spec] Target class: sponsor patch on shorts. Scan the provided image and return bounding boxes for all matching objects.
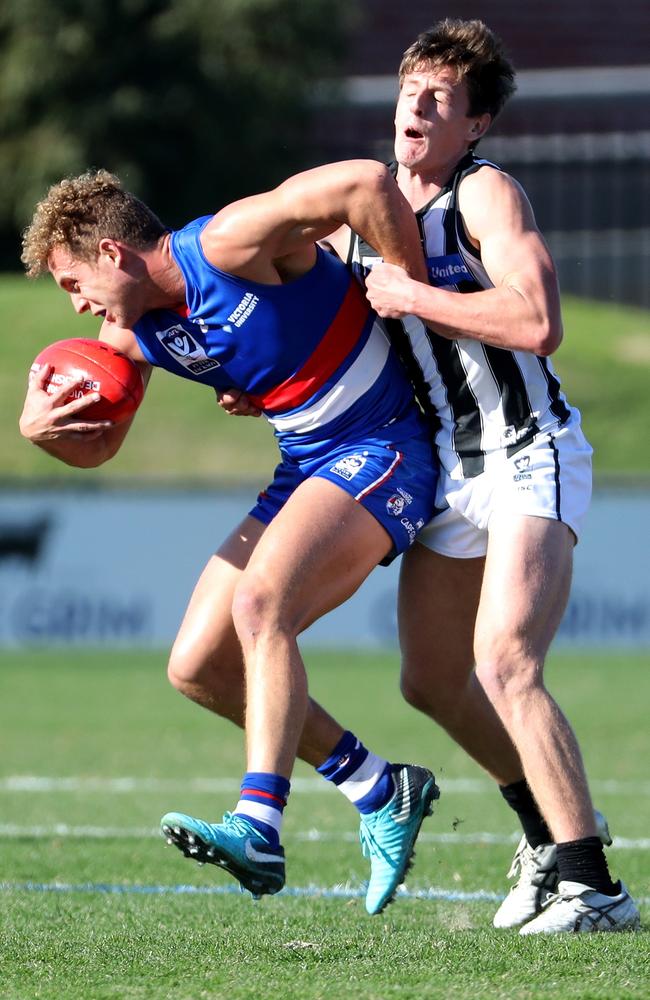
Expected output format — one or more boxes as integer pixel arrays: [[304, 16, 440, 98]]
[[329, 452, 368, 481]]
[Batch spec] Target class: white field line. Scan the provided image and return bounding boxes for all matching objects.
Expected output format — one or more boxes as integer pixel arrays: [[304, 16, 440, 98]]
[[0, 823, 649, 850], [2, 775, 650, 795], [1, 879, 649, 907]]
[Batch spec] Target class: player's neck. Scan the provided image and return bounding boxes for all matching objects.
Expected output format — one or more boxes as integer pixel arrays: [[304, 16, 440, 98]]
[[143, 233, 187, 311], [396, 151, 468, 210]]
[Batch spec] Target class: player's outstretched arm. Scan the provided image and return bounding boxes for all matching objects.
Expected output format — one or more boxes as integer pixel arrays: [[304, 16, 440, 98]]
[[365, 168, 563, 356], [201, 160, 427, 284]]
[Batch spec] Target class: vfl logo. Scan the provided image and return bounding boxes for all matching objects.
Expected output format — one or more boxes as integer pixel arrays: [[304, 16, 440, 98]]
[[513, 454, 533, 482], [157, 325, 221, 374], [330, 453, 367, 481]]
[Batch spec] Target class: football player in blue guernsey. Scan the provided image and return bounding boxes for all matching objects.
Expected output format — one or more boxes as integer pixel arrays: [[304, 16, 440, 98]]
[[20, 160, 441, 911]]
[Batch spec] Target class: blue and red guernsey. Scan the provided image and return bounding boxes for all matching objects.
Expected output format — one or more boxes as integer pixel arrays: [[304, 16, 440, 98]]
[[132, 216, 425, 463]]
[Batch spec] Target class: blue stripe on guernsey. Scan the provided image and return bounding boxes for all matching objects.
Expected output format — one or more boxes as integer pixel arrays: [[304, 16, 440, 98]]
[[132, 218, 426, 465]]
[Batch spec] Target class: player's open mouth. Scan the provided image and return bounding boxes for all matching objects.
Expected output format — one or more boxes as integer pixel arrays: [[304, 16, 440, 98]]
[[405, 127, 424, 139]]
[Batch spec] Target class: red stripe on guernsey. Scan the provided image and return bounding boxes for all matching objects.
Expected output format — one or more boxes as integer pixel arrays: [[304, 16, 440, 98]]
[[354, 451, 404, 501], [241, 788, 287, 806], [174, 304, 190, 317], [248, 281, 371, 413]]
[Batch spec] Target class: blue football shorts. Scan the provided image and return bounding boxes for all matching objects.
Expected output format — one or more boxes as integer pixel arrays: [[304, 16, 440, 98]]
[[249, 433, 438, 564]]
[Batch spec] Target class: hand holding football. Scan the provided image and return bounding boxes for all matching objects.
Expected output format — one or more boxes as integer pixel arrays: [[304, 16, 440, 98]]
[[30, 338, 145, 424]]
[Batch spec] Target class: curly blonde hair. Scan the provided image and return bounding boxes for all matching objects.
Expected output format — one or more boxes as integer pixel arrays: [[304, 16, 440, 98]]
[[22, 169, 166, 278], [399, 19, 516, 121]]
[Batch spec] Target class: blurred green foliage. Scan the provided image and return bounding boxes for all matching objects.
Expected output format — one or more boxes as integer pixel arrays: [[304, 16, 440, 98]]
[[0, 0, 351, 267], [2, 273, 649, 482]]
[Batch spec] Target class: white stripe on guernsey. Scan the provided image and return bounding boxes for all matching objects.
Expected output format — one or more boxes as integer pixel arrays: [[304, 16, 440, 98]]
[[266, 321, 390, 434], [335, 749, 390, 805], [233, 799, 283, 830], [355, 451, 402, 501]]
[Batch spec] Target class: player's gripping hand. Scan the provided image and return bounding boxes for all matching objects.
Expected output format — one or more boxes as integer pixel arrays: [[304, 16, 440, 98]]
[[365, 261, 418, 319], [19, 363, 113, 444], [216, 387, 262, 418]]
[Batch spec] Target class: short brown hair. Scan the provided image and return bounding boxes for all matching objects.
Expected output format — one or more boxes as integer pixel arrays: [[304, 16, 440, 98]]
[[399, 19, 516, 120], [21, 169, 166, 278]]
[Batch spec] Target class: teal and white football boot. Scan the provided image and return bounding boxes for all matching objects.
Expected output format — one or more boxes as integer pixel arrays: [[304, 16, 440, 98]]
[[161, 810, 285, 899], [359, 763, 439, 915]]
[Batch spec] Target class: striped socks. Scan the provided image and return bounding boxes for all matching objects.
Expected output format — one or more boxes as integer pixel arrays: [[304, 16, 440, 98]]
[[233, 772, 290, 847], [317, 730, 395, 814]]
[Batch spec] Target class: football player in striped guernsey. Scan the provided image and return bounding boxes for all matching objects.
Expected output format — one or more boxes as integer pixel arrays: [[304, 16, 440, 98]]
[[353, 19, 638, 934], [219, 18, 639, 935]]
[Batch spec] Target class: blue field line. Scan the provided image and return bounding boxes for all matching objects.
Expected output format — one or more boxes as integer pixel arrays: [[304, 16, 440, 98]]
[[2, 880, 648, 906], [0, 879, 504, 903]]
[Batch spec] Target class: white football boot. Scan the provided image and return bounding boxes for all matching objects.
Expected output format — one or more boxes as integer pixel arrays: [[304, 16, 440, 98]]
[[493, 810, 612, 930], [519, 880, 640, 934]]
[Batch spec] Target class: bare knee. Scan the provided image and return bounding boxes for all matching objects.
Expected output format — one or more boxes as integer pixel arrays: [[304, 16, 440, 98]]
[[167, 640, 205, 694], [475, 635, 544, 713], [167, 634, 243, 713], [232, 573, 292, 648], [400, 659, 471, 726]]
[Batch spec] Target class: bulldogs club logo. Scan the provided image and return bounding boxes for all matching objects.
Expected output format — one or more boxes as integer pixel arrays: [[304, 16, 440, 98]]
[[386, 494, 405, 516], [386, 487, 414, 517]]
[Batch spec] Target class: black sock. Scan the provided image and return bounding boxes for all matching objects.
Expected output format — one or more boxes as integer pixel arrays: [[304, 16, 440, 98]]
[[556, 837, 618, 895], [499, 779, 553, 848]]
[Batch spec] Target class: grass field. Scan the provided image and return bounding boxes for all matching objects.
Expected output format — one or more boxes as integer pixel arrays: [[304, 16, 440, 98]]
[[1, 648, 648, 999], [2, 273, 650, 482]]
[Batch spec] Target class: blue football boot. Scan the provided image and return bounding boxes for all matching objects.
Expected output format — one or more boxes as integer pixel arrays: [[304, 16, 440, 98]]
[[359, 763, 439, 915], [161, 810, 285, 898]]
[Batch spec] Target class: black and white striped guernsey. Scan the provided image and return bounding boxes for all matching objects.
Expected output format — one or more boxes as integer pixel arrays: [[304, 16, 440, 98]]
[[349, 152, 574, 481]]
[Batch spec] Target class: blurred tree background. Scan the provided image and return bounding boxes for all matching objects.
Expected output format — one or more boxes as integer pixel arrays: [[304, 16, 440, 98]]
[[0, 0, 351, 269], [1, 0, 648, 483]]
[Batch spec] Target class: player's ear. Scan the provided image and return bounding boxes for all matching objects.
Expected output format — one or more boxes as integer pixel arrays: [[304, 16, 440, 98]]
[[98, 238, 122, 268], [467, 113, 491, 143]]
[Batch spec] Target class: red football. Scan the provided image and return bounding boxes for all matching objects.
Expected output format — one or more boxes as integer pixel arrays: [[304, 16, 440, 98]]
[[30, 338, 145, 424]]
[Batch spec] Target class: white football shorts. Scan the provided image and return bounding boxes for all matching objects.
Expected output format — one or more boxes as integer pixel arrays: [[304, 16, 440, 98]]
[[418, 418, 593, 559]]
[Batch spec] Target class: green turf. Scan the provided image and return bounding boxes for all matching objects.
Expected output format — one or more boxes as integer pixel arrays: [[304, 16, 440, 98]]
[[1, 648, 648, 999], [2, 272, 650, 482]]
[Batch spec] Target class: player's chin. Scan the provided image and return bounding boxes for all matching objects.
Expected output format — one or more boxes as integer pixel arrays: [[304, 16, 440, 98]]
[[395, 140, 428, 167], [105, 308, 133, 327]]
